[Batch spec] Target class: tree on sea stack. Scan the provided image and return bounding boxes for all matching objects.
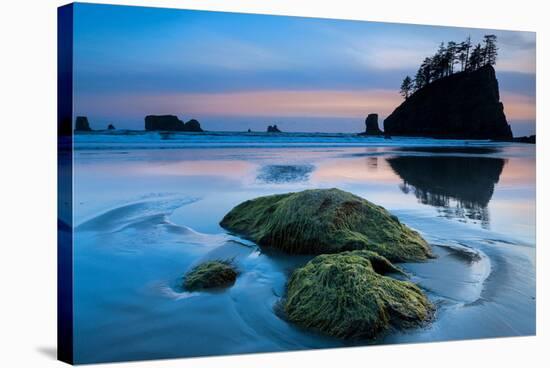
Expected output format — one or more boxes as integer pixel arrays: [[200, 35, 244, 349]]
[[400, 76, 414, 99], [408, 35, 498, 94], [482, 34, 498, 66]]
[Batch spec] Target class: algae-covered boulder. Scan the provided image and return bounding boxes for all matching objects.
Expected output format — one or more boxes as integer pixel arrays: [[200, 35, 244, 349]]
[[220, 188, 432, 261], [183, 260, 237, 291], [284, 250, 433, 339]]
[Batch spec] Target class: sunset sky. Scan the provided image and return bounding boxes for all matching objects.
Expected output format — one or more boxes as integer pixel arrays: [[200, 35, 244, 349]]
[[73, 3, 536, 135]]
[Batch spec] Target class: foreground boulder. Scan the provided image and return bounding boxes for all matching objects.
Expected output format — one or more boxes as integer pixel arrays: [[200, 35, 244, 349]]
[[74, 116, 92, 131], [284, 250, 433, 339], [183, 260, 237, 291], [145, 115, 204, 132], [220, 188, 432, 261], [384, 65, 512, 140]]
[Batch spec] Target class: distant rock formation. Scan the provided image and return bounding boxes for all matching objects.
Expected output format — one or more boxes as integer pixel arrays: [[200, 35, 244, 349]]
[[359, 113, 382, 135], [184, 119, 202, 132], [267, 124, 282, 133], [511, 135, 536, 144], [144, 115, 204, 132], [74, 116, 92, 131], [384, 65, 513, 140], [107, 124, 115, 130]]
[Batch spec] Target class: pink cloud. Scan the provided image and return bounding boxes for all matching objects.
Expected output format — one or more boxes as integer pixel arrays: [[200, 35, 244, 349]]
[[77, 89, 402, 119], [500, 92, 536, 121]]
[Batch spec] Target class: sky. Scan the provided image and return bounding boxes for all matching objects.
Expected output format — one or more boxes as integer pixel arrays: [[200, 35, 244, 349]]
[[73, 3, 536, 135]]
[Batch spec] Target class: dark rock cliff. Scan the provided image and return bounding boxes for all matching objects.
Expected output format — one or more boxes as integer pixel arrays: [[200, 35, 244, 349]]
[[384, 65, 512, 140], [144, 115, 204, 132]]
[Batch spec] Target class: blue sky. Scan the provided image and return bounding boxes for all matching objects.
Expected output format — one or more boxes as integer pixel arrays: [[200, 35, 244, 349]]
[[73, 3, 536, 135]]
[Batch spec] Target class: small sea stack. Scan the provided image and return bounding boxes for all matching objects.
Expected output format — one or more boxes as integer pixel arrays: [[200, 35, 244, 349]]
[[107, 124, 116, 130], [359, 113, 383, 135], [75, 116, 92, 131], [267, 124, 282, 133]]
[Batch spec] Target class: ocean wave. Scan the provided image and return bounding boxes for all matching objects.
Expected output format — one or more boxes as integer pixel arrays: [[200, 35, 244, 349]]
[[73, 131, 503, 151]]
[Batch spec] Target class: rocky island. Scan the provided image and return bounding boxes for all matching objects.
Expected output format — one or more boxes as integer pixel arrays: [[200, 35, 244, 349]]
[[385, 65, 512, 139], [384, 35, 514, 140], [145, 115, 204, 132]]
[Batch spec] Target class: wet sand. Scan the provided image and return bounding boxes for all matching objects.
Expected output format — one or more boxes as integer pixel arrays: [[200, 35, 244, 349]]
[[71, 138, 535, 363]]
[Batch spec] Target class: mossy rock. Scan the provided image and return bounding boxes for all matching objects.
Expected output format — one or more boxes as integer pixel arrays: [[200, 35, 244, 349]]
[[220, 188, 432, 261], [284, 250, 434, 339], [183, 260, 238, 291]]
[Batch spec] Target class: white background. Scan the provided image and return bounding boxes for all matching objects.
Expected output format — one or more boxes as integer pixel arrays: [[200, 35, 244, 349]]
[[0, 0, 547, 367]]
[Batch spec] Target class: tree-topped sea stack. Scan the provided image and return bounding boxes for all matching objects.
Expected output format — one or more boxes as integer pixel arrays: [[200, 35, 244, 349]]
[[385, 65, 512, 139], [220, 188, 432, 262], [388, 35, 513, 140]]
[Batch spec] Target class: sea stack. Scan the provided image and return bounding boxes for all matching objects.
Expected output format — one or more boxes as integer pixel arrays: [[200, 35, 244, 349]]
[[384, 65, 513, 140], [107, 124, 115, 130], [362, 113, 383, 135], [267, 124, 282, 133], [144, 115, 204, 132], [74, 116, 92, 131]]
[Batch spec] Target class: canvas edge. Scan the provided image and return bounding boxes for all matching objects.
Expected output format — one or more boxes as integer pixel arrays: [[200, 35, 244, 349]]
[[58, 2, 75, 365]]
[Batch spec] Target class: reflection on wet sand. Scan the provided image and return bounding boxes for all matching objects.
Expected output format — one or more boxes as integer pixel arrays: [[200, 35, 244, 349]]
[[256, 164, 314, 184], [387, 155, 506, 228]]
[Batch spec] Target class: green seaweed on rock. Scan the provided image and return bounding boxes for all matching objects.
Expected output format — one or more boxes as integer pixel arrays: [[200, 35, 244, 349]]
[[220, 188, 432, 262], [183, 260, 238, 291], [284, 250, 434, 339]]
